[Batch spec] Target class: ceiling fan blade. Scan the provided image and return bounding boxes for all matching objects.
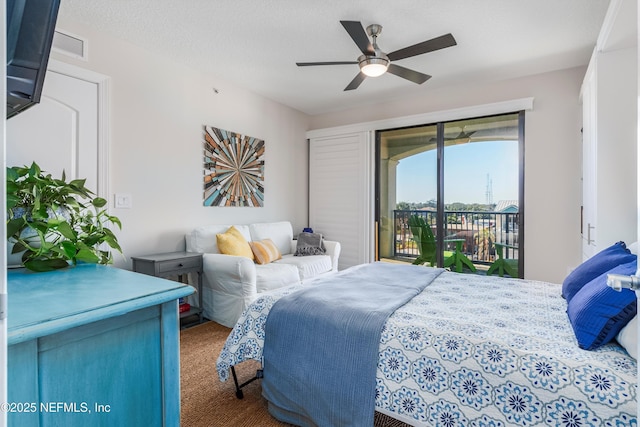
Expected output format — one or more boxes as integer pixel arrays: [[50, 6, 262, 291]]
[[462, 130, 477, 139], [387, 33, 457, 61], [296, 61, 358, 66], [344, 72, 367, 91], [387, 64, 431, 85], [340, 21, 374, 55]]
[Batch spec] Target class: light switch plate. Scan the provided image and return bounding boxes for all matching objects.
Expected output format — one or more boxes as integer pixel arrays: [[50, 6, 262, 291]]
[[114, 193, 132, 209]]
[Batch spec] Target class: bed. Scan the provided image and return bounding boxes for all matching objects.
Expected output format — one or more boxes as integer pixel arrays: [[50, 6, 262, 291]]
[[216, 262, 637, 426]]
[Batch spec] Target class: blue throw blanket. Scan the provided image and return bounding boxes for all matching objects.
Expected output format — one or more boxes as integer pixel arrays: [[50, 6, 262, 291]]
[[262, 262, 444, 426]]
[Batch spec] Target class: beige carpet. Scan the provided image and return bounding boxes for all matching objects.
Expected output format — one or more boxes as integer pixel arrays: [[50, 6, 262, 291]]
[[179, 320, 412, 427]]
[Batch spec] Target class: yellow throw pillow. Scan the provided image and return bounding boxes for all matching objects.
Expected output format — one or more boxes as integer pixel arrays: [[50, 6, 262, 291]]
[[216, 226, 254, 260], [249, 239, 282, 265]]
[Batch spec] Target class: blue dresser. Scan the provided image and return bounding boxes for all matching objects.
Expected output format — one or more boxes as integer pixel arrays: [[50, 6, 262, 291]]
[[7, 264, 194, 427]]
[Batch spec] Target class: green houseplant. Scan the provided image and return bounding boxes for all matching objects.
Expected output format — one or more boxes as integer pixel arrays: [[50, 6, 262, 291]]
[[7, 162, 122, 272]]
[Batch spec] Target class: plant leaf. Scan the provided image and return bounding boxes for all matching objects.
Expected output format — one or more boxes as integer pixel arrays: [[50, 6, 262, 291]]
[[108, 216, 122, 229], [75, 248, 100, 263], [92, 197, 107, 208], [29, 162, 41, 177], [55, 221, 77, 240], [59, 241, 77, 259], [83, 234, 103, 247], [6, 218, 26, 237], [6, 167, 19, 182], [24, 258, 69, 272], [103, 235, 122, 252], [11, 241, 28, 254]]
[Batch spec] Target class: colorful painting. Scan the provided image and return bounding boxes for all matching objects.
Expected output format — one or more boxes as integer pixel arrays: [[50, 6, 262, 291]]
[[203, 126, 265, 207]]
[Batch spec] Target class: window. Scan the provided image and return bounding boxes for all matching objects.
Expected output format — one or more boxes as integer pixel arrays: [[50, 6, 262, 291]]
[[376, 112, 524, 277]]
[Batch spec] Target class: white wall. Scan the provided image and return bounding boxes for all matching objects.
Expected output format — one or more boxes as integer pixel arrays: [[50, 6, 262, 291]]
[[49, 14, 587, 283], [310, 68, 586, 284], [47, 15, 311, 269]]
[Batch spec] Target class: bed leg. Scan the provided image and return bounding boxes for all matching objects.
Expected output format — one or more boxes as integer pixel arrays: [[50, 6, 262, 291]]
[[230, 365, 263, 399]]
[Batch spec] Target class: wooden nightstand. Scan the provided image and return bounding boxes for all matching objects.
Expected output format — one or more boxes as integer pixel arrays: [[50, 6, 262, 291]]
[[132, 251, 204, 326]]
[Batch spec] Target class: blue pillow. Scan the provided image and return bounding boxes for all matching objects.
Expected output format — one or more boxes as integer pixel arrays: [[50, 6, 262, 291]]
[[566, 259, 638, 350], [562, 241, 635, 302]]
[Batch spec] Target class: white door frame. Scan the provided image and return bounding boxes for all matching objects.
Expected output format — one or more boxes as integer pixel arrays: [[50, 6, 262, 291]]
[[0, 60, 110, 427], [1, 2, 7, 425], [636, 3, 640, 422]]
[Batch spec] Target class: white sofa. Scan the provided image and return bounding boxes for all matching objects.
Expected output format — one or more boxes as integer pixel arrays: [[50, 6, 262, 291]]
[[186, 221, 340, 327]]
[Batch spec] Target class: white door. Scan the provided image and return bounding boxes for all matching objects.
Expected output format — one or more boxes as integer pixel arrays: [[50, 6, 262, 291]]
[[6, 69, 100, 194]]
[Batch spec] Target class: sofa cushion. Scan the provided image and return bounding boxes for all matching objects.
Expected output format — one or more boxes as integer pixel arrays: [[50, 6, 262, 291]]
[[187, 224, 251, 254], [249, 239, 282, 264], [216, 226, 254, 260], [276, 254, 333, 281], [250, 221, 293, 255], [255, 262, 300, 293]]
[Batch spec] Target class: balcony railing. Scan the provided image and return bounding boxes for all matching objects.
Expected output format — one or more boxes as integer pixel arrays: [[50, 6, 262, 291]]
[[393, 209, 519, 264]]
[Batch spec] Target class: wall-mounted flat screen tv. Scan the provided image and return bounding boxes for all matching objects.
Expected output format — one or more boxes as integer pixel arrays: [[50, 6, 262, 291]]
[[6, 0, 61, 119]]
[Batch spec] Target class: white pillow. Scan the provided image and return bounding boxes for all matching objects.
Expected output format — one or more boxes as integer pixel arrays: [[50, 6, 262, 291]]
[[615, 240, 637, 359], [249, 222, 293, 255], [616, 314, 638, 359], [187, 224, 251, 253]]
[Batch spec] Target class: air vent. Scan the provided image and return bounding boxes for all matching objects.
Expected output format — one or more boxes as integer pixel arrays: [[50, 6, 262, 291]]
[[52, 29, 87, 60]]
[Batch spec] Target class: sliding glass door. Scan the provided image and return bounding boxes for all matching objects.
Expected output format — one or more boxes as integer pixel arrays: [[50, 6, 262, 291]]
[[376, 112, 523, 277], [377, 124, 438, 263]]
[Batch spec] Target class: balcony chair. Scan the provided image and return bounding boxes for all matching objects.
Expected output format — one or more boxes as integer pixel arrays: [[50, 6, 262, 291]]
[[487, 242, 519, 277]]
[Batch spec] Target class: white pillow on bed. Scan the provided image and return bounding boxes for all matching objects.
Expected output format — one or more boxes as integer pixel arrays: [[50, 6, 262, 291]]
[[617, 314, 638, 359], [613, 241, 637, 359]]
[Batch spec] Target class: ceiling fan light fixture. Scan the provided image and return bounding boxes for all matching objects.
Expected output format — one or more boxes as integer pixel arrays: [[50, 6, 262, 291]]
[[296, 21, 456, 90], [359, 55, 389, 77]]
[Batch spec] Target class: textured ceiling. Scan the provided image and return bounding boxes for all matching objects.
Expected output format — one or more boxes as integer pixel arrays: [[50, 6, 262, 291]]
[[58, 0, 610, 115]]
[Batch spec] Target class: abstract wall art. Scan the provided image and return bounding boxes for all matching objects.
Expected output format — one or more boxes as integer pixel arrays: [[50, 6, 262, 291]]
[[203, 125, 265, 207]]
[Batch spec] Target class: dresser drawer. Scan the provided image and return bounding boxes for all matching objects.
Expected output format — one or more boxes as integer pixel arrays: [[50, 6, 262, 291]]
[[157, 256, 201, 273]]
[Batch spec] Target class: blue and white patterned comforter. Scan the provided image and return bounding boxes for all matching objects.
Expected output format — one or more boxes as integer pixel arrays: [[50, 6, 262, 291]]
[[216, 269, 637, 427]]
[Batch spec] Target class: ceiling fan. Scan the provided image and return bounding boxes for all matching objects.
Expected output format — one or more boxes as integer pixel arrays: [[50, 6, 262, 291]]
[[429, 128, 477, 143], [296, 21, 457, 91]]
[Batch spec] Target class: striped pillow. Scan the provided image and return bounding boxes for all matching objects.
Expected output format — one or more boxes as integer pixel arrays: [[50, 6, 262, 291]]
[[249, 239, 282, 265]]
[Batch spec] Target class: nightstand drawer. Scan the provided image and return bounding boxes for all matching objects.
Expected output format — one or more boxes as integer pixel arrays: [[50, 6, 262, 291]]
[[157, 256, 201, 273]]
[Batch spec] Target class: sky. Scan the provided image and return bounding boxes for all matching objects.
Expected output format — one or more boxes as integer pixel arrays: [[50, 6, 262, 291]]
[[395, 140, 519, 204]]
